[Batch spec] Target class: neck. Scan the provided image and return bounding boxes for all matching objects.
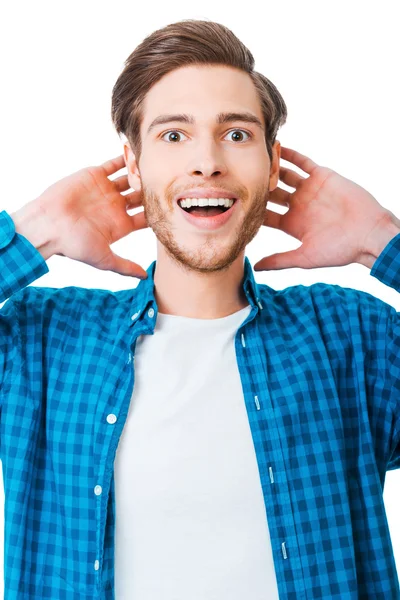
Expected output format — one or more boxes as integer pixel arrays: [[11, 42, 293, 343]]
[[153, 246, 250, 319]]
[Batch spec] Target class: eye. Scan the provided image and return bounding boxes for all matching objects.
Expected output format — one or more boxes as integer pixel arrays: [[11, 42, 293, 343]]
[[161, 130, 188, 143], [224, 129, 253, 142]]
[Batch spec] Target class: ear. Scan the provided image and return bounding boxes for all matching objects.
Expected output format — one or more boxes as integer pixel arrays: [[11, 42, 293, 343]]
[[268, 140, 281, 191], [123, 141, 142, 192]]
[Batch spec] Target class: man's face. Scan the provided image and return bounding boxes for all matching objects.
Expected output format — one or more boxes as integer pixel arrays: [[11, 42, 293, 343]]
[[124, 64, 280, 274]]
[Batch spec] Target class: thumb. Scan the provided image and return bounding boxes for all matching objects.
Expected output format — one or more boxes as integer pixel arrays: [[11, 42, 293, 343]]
[[105, 250, 148, 279], [253, 249, 308, 271]]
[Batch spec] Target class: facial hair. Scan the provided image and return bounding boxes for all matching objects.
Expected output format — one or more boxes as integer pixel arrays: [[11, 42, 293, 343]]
[[140, 181, 269, 275]]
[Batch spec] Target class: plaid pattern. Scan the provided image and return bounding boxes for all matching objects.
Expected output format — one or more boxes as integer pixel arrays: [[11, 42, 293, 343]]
[[1, 207, 400, 599]]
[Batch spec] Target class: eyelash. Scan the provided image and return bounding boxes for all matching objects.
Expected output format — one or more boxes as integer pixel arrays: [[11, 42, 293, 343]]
[[160, 128, 253, 143]]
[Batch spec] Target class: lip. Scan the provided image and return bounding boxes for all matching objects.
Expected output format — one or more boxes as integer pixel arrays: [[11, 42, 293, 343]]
[[178, 197, 239, 230]]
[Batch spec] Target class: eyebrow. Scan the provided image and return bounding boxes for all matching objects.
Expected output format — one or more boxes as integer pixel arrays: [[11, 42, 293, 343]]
[[146, 111, 264, 136]]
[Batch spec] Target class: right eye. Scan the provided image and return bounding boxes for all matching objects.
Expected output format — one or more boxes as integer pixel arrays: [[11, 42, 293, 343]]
[[161, 130, 188, 143]]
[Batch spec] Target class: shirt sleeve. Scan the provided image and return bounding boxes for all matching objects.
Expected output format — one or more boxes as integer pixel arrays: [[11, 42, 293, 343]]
[[0, 209, 49, 397], [379, 302, 400, 471], [369, 232, 400, 470]]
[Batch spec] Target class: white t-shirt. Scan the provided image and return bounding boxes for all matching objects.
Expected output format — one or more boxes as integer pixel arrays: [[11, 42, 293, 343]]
[[114, 306, 280, 600]]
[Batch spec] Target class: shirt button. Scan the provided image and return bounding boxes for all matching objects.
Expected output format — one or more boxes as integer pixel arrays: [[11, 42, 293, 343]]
[[148, 308, 155, 318], [131, 311, 140, 321], [94, 485, 102, 496], [94, 560, 100, 571], [106, 414, 117, 424]]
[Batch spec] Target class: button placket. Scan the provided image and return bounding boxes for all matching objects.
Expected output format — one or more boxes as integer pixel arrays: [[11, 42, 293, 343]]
[[242, 322, 287, 564], [92, 410, 118, 573]]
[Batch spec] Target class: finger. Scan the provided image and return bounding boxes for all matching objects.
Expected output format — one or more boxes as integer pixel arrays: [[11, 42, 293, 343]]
[[261, 208, 284, 229], [128, 209, 149, 231], [124, 190, 144, 208], [107, 251, 148, 279], [279, 166, 304, 189], [268, 186, 291, 207], [113, 174, 131, 192], [254, 248, 308, 271], [100, 154, 126, 176], [280, 147, 319, 175], [113, 208, 148, 241]]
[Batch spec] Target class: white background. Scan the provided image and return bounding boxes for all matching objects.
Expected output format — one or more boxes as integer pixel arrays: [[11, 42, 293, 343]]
[[0, 0, 399, 594]]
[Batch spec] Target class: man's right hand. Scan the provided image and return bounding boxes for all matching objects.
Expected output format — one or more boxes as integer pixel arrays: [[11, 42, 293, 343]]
[[10, 154, 149, 279]]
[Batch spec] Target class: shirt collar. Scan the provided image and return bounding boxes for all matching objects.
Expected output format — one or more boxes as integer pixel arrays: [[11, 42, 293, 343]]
[[127, 255, 263, 329]]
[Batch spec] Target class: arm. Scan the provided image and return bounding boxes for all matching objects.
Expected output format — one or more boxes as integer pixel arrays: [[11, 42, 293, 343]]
[[0, 209, 50, 397]]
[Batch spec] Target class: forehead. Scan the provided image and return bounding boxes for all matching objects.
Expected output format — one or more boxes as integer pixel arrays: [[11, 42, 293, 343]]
[[141, 64, 263, 126]]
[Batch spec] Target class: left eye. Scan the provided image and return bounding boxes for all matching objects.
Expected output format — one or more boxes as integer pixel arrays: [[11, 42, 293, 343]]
[[225, 130, 251, 142]]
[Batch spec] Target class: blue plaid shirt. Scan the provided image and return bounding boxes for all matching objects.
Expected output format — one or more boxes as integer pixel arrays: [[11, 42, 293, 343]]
[[1, 207, 400, 599]]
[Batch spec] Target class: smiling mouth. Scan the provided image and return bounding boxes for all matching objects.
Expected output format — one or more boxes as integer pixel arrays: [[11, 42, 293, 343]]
[[178, 199, 237, 216]]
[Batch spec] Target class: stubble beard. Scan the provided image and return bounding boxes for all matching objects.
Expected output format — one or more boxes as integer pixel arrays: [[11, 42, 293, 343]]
[[141, 182, 269, 274]]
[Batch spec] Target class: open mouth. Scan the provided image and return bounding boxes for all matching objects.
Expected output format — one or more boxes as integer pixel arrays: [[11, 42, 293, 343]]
[[178, 198, 237, 217]]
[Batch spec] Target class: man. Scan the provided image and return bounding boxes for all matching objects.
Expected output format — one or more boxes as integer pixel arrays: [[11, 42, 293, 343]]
[[1, 18, 400, 600]]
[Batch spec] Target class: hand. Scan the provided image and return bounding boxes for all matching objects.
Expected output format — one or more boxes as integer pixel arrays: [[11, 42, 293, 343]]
[[253, 146, 395, 271], [33, 154, 149, 278]]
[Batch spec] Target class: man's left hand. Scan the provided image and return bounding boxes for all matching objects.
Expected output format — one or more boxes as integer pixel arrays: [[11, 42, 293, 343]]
[[253, 146, 400, 271]]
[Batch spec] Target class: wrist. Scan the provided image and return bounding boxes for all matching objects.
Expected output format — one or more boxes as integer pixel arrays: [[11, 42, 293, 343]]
[[10, 198, 60, 261], [359, 211, 400, 269]]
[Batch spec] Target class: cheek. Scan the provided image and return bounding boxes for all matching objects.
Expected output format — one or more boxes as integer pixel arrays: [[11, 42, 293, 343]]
[[254, 154, 271, 183], [140, 150, 176, 184], [234, 154, 270, 187], [140, 152, 186, 205]]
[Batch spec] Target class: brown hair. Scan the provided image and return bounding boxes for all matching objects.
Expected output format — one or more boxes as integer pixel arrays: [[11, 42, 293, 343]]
[[111, 19, 287, 165]]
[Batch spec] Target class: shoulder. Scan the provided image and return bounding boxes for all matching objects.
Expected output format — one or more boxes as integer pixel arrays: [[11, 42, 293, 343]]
[[2, 284, 126, 327], [256, 280, 396, 328]]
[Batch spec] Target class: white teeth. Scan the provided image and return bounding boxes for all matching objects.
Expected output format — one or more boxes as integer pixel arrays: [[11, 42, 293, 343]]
[[178, 197, 235, 208]]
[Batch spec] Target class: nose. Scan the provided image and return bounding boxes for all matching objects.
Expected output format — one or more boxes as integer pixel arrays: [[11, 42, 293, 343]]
[[186, 141, 228, 178]]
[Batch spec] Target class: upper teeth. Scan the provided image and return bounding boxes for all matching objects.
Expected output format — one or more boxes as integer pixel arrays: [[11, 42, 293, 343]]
[[178, 198, 235, 208]]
